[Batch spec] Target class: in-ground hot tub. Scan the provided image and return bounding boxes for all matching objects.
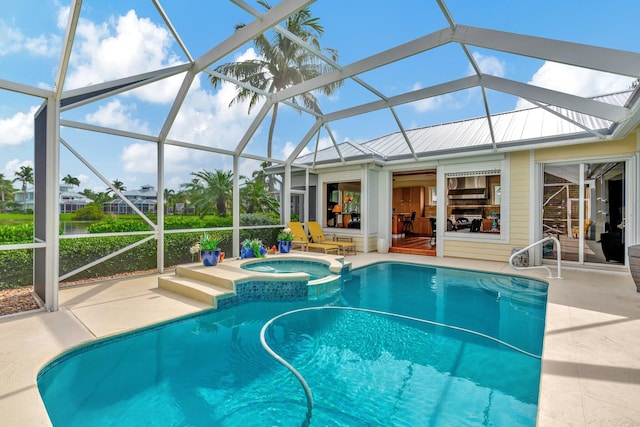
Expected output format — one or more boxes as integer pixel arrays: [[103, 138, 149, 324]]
[[240, 256, 349, 299], [241, 258, 335, 280]]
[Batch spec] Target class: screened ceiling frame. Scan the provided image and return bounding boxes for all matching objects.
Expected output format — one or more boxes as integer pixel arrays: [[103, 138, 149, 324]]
[[5, 0, 640, 311]]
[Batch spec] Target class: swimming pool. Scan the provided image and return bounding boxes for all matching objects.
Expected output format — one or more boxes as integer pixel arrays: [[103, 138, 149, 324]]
[[38, 262, 547, 426]]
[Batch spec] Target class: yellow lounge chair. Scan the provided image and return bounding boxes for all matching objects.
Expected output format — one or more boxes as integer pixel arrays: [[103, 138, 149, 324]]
[[287, 222, 340, 254], [307, 221, 356, 255]]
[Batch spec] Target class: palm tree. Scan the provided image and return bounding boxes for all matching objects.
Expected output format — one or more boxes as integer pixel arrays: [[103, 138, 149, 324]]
[[181, 170, 233, 217], [240, 177, 280, 214], [210, 0, 342, 192], [13, 166, 34, 213], [62, 174, 80, 188], [106, 179, 126, 198], [0, 173, 15, 212], [164, 188, 177, 214], [80, 189, 110, 206]]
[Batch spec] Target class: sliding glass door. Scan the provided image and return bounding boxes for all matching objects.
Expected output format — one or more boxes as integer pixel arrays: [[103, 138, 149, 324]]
[[543, 161, 625, 265]]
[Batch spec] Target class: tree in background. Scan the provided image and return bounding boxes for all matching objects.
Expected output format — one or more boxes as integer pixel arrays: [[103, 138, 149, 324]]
[[79, 189, 111, 206], [62, 174, 80, 188], [240, 176, 279, 214], [0, 173, 15, 212], [181, 170, 233, 217], [106, 179, 126, 198], [210, 0, 342, 192], [13, 165, 34, 213]]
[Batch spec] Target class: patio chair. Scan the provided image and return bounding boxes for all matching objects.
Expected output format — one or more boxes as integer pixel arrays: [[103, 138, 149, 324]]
[[286, 222, 340, 254], [307, 221, 357, 255]]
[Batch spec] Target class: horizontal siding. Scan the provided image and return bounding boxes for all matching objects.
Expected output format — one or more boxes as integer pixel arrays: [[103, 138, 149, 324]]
[[444, 240, 514, 262], [366, 234, 379, 252], [535, 136, 636, 161]]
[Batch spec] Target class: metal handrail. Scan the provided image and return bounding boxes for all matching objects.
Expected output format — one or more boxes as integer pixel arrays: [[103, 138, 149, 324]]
[[509, 236, 563, 279]]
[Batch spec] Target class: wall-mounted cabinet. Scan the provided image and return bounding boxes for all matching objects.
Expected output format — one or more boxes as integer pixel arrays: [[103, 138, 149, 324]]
[[392, 186, 424, 216]]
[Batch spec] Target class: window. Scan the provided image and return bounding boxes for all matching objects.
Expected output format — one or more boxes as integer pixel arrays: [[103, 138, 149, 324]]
[[325, 181, 361, 229], [445, 171, 501, 235]]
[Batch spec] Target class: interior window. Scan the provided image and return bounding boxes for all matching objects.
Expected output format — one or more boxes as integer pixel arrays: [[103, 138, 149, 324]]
[[445, 172, 501, 235], [325, 181, 361, 229]]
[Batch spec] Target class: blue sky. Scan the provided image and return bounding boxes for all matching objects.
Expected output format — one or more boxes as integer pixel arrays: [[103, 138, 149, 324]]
[[1, 0, 638, 193]]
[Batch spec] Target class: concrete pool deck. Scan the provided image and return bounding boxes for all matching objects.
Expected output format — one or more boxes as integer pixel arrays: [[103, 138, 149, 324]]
[[1, 252, 639, 425]]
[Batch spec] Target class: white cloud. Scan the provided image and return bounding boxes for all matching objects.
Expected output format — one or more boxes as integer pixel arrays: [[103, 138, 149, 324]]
[[120, 143, 156, 174], [168, 71, 262, 151], [516, 62, 635, 109], [470, 52, 505, 77], [120, 143, 191, 177], [0, 106, 38, 147], [411, 82, 466, 113], [0, 19, 60, 57], [85, 100, 151, 134], [3, 159, 33, 180], [65, 9, 184, 104]]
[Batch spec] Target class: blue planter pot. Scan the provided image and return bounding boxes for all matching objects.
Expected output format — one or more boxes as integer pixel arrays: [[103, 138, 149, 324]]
[[201, 249, 221, 266], [278, 240, 292, 254], [241, 247, 254, 259], [241, 245, 267, 259]]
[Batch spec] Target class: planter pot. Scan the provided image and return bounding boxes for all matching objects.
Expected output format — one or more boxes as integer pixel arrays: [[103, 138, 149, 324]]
[[241, 246, 267, 259], [628, 245, 640, 292], [241, 247, 254, 259], [278, 240, 292, 254], [201, 249, 221, 266]]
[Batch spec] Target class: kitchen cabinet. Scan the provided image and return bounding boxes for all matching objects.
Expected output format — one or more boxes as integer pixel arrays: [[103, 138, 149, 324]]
[[414, 217, 432, 235], [392, 186, 425, 216]]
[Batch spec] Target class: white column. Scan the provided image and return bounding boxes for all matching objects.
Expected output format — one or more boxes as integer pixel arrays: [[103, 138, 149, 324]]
[[45, 97, 60, 311]]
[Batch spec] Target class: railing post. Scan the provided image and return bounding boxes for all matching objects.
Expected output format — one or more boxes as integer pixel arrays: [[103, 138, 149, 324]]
[[509, 236, 562, 279]]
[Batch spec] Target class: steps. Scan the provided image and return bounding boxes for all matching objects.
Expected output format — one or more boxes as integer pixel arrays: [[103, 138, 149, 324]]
[[158, 263, 240, 308]]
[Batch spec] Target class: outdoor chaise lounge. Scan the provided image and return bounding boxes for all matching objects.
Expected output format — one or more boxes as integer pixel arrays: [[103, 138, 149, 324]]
[[306, 221, 356, 255], [287, 222, 340, 254]]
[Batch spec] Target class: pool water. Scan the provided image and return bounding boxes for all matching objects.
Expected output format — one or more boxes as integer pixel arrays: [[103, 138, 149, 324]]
[[38, 262, 547, 426], [241, 259, 335, 281]]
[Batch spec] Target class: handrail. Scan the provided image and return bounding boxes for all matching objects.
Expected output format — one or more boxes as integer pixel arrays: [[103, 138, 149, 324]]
[[510, 236, 563, 279]]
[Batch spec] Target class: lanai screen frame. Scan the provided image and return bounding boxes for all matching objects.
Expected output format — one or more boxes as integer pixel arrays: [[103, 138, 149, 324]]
[[1, 0, 639, 310]]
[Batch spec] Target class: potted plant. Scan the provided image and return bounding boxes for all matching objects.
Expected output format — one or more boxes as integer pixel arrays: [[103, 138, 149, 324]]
[[193, 232, 223, 266], [277, 228, 295, 254], [241, 238, 266, 259]]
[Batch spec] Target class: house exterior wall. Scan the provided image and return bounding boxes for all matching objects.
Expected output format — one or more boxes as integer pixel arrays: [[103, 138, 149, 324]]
[[442, 132, 639, 263], [308, 130, 640, 261]]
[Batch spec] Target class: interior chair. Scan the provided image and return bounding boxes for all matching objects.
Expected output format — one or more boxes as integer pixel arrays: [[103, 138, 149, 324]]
[[571, 219, 593, 238], [307, 221, 356, 255], [429, 217, 436, 245], [286, 222, 340, 254], [402, 211, 417, 233], [456, 217, 471, 230]]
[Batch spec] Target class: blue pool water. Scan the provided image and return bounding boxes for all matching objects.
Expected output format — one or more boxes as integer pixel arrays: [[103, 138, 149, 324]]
[[241, 259, 335, 281], [38, 262, 547, 426]]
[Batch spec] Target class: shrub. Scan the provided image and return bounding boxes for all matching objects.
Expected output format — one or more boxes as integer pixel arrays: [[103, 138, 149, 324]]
[[72, 205, 105, 221], [0, 223, 34, 244], [88, 218, 152, 233]]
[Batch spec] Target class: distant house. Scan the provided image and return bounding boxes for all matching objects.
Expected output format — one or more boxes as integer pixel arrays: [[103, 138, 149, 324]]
[[59, 184, 92, 213], [103, 184, 157, 214], [13, 186, 35, 212], [13, 184, 91, 213]]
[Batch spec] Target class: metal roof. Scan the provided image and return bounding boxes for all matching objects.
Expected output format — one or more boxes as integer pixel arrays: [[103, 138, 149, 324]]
[[294, 90, 632, 166]]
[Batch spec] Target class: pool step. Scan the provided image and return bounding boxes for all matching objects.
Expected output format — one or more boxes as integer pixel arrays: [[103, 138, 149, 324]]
[[173, 264, 240, 291], [158, 268, 236, 308], [158, 263, 255, 307]]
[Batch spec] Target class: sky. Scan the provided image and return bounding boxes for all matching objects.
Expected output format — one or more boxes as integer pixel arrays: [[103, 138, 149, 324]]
[[0, 0, 638, 194]]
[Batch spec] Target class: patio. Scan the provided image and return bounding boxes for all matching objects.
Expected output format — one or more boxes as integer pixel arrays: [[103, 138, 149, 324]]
[[1, 252, 639, 425]]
